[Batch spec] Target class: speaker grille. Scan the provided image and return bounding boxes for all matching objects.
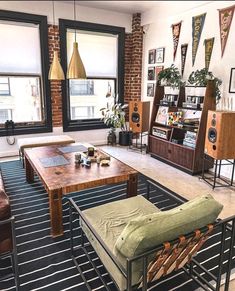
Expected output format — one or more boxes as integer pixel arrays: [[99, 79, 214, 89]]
[[208, 127, 217, 143], [131, 112, 140, 123]]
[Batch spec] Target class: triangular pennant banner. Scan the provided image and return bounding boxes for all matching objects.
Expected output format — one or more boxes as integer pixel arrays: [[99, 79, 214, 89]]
[[192, 13, 206, 66], [172, 21, 182, 61], [181, 44, 188, 76], [218, 5, 235, 57], [204, 38, 214, 69]]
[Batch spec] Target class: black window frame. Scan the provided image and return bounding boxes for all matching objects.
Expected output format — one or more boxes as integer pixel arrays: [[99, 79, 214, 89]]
[[0, 10, 52, 136], [59, 19, 125, 132]]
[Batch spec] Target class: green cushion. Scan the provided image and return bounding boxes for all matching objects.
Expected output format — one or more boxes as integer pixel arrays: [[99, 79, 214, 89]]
[[114, 194, 223, 258]]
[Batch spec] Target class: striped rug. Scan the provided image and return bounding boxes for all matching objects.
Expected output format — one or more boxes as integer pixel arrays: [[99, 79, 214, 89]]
[[0, 160, 234, 291]]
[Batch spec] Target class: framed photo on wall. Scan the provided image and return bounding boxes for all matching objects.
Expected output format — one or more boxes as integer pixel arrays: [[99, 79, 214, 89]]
[[147, 83, 155, 97], [229, 68, 235, 93], [156, 47, 165, 63], [147, 67, 155, 80], [155, 66, 164, 79], [148, 49, 156, 64]]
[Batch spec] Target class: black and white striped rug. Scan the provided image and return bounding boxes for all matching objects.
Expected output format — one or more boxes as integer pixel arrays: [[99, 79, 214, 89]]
[[0, 160, 234, 291]]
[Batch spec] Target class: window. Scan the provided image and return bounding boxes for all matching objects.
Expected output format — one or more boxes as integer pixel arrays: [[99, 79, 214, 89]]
[[0, 10, 51, 136], [0, 77, 10, 95], [59, 20, 125, 131], [0, 109, 12, 123], [70, 80, 94, 96]]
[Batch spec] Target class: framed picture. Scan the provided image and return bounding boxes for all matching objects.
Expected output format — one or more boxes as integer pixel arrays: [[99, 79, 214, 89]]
[[229, 68, 235, 93], [147, 83, 155, 97], [147, 67, 155, 80], [148, 49, 156, 64], [155, 66, 164, 79], [156, 47, 165, 63]]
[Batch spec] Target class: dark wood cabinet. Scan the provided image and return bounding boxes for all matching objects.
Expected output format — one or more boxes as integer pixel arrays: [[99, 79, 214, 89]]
[[148, 81, 216, 174]]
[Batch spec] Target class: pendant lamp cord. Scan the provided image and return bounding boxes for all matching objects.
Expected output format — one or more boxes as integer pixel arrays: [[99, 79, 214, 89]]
[[74, 0, 77, 42], [52, 0, 55, 34]]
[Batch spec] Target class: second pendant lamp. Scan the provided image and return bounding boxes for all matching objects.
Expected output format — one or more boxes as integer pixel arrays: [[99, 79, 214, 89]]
[[67, 0, 86, 79]]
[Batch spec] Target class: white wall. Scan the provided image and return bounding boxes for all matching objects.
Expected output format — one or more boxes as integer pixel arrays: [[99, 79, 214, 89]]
[[142, 1, 235, 109], [0, 1, 132, 157], [142, 1, 235, 179]]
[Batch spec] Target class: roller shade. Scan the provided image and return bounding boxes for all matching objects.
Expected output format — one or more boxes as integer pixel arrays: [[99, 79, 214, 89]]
[[67, 30, 117, 78], [0, 21, 41, 74]]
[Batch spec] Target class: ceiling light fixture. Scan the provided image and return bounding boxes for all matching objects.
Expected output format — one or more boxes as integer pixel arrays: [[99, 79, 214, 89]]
[[48, 0, 65, 80], [67, 0, 86, 79]]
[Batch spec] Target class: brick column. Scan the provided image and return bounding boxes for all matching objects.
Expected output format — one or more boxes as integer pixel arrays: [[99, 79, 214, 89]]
[[48, 25, 63, 127], [124, 13, 143, 104]]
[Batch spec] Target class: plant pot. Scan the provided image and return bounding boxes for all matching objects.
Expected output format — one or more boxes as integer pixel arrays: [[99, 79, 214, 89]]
[[119, 131, 132, 146], [194, 86, 206, 97], [107, 130, 116, 145]]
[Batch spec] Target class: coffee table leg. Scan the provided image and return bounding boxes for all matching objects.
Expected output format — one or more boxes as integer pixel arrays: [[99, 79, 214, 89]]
[[127, 173, 138, 197], [49, 189, 63, 237], [25, 156, 34, 183]]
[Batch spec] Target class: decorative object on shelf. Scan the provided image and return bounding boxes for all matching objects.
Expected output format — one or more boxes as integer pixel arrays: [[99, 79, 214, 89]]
[[48, 0, 65, 80], [67, 0, 86, 79], [156, 47, 165, 63], [148, 49, 156, 64], [204, 38, 214, 69], [183, 131, 197, 148], [157, 64, 183, 89], [147, 67, 155, 80], [218, 5, 235, 57], [100, 100, 131, 146], [229, 68, 235, 93], [147, 83, 155, 97], [187, 68, 222, 101], [155, 66, 164, 80], [181, 43, 188, 76], [171, 21, 182, 61], [192, 13, 206, 66]]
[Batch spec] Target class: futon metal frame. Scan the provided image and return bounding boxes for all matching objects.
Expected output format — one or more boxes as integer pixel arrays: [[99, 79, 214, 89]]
[[68, 180, 235, 291], [0, 215, 19, 291]]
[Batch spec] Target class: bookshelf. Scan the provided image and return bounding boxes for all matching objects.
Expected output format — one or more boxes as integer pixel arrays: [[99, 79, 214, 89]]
[[148, 80, 216, 174]]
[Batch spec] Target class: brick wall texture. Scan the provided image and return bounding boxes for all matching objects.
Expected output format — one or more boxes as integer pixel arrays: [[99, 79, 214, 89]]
[[48, 14, 143, 127]]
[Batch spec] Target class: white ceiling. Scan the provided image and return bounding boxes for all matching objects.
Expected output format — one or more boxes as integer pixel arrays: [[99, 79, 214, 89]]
[[75, 1, 213, 14]]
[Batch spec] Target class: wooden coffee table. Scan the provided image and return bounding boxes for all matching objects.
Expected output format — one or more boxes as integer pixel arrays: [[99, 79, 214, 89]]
[[24, 143, 138, 237]]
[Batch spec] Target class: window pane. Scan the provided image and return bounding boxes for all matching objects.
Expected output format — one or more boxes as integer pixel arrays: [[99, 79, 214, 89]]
[[0, 109, 11, 123], [70, 79, 115, 120], [0, 21, 41, 74], [67, 30, 117, 77], [0, 76, 42, 123]]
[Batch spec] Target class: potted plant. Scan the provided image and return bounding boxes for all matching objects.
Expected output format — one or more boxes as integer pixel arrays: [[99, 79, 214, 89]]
[[100, 102, 132, 146], [187, 68, 222, 102], [157, 64, 184, 94]]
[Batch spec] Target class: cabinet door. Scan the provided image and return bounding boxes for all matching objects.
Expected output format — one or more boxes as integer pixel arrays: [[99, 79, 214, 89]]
[[149, 136, 169, 159], [168, 144, 194, 170]]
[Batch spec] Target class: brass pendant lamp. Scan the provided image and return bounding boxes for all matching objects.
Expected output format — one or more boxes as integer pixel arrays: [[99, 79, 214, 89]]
[[67, 0, 86, 79], [48, 0, 65, 80]]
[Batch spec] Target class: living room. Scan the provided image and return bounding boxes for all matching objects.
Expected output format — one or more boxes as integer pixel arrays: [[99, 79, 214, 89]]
[[0, 1, 235, 290]]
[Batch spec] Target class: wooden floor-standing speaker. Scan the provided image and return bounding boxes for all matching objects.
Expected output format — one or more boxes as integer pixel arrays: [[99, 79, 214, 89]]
[[129, 101, 150, 133], [204, 110, 235, 159]]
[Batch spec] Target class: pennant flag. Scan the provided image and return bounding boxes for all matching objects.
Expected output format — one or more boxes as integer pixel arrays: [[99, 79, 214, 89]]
[[204, 38, 214, 69], [218, 5, 235, 57], [181, 44, 188, 76], [172, 21, 182, 61], [192, 13, 206, 66]]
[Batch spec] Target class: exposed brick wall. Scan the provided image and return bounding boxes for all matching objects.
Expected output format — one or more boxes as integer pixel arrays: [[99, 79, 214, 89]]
[[124, 13, 143, 104], [48, 14, 143, 128], [48, 25, 63, 127]]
